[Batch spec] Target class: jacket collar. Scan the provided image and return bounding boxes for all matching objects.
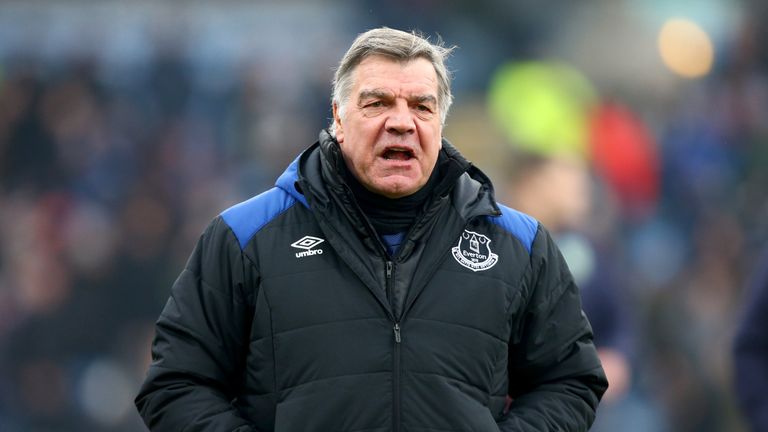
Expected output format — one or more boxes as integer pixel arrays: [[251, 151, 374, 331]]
[[276, 130, 500, 221]]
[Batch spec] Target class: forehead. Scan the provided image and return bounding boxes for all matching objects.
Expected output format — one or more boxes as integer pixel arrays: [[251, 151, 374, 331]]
[[351, 55, 438, 96]]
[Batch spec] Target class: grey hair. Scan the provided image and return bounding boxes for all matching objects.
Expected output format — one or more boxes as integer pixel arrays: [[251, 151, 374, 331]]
[[329, 27, 456, 136]]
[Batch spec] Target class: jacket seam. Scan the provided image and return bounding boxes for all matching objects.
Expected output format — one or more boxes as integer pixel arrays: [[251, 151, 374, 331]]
[[505, 263, 531, 316], [439, 267, 520, 289], [278, 370, 391, 393], [530, 273, 572, 315], [407, 370, 490, 395], [407, 317, 508, 344], [218, 217, 255, 269], [517, 228, 542, 317], [189, 268, 250, 306], [272, 316, 385, 337], [259, 281, 278, 394], [180, 405, 238, 432], [148, 364, 232, 397], [485, 214, 538, 255], [261, 266, 344, 282], [237, 198, 298, 251]]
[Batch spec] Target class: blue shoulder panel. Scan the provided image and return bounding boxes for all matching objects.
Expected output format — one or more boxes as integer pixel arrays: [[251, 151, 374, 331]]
[[221, 188, 298, 249], [488, 204, 538, 254], [275, 155, 309, 208]]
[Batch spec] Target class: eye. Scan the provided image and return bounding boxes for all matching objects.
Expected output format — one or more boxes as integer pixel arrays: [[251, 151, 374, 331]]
[[360, 99, 389, 117], [416, 104, 432, 112]]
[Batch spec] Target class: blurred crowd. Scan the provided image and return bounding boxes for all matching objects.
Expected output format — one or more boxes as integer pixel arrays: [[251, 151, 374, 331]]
[[1, 1, 767, 431]]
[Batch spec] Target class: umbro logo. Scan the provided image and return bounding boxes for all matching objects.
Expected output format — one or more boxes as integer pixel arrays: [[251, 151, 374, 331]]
[[291, 236, 325, 258]]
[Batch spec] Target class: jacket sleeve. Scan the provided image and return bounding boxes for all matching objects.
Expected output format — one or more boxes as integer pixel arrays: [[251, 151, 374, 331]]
[[135, 217, 258, 432], [497, 226, 608, 432]]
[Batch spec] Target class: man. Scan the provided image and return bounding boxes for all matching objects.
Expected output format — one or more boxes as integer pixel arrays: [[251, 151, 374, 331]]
[[135, 27, 607, 431]]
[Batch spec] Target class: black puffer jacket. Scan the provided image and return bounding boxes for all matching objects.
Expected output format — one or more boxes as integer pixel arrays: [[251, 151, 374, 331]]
[[136, 131, 607, 432]]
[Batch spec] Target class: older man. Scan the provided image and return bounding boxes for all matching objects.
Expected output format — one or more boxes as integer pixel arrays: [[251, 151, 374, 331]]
[[136, 27, 607, 432]]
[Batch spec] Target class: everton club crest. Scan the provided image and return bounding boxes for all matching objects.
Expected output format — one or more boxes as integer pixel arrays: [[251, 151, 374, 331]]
[[451, 230, 499, 272]]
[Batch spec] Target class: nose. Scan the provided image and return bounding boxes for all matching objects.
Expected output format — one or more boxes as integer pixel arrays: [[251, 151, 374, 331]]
[[385, 100, 415, 135]]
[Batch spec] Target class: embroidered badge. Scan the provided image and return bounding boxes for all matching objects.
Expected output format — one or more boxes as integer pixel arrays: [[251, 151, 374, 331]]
[[451, 230, 499, 272]]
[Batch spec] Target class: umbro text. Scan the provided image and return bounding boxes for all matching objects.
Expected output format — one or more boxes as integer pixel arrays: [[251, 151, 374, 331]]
[[295, 249, 323, 258]]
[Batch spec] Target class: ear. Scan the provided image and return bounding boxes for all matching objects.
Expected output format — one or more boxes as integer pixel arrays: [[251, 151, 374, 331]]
[[332, 102, 344, 143]]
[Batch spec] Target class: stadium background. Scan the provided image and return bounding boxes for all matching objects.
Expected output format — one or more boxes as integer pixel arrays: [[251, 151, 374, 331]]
[[0, 1, 765, 431]]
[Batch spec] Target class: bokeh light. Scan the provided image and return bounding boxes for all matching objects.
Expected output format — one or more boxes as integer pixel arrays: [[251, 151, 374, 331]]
[[76, 358, 135, 426], [658, 18, 715, 78], [589, 102, 660, 219], [488, 61, 596, 158]]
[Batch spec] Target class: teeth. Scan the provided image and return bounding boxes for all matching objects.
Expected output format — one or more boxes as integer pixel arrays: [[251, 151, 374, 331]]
[[383, 148, 413, 161]]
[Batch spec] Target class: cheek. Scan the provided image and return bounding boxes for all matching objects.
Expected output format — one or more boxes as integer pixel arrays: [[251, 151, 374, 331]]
[[347, 146, 372, 171], [420, 123, 441, 146], [424, 133, 442, 159]]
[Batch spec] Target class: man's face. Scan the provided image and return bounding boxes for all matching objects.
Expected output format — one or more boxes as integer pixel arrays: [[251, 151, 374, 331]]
[[333, 55, 443, 198]]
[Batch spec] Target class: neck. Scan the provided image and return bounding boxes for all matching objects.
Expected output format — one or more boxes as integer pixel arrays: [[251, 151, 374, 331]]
[[343, 163, 440, 235]]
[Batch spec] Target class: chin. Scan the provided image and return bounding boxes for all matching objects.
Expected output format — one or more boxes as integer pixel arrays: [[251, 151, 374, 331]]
[[368, 175, 425, 198], [377, 184, 419, 198]]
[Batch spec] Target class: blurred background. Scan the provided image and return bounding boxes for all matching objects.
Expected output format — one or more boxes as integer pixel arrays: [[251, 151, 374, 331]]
[[1, 0, 766, 430]]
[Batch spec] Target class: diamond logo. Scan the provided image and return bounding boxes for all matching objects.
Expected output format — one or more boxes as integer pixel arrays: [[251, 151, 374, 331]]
[[291, 236, 325, 250]]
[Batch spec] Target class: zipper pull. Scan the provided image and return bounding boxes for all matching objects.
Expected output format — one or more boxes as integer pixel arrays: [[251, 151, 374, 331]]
[[386, 261, 393, 279], [393, 323, 401, 343]]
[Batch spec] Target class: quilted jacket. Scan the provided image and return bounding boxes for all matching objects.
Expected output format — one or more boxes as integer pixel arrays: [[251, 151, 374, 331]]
[[135, 131, 607, 431]]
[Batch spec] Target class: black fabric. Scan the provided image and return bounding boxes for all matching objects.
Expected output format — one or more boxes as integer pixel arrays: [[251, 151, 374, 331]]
[[325, 137, 469, 236], [341, 161, 437, 235], [135, 130, 608, 432]]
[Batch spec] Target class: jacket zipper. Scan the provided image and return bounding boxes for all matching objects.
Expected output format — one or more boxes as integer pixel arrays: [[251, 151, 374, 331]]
[[387, 261, 402, 432], [393, 322, 402, 432], [386, 261, 394, 303]]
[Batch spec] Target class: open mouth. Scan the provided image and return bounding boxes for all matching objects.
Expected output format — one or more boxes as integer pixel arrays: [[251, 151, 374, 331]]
[[382, 148, 415, 161]]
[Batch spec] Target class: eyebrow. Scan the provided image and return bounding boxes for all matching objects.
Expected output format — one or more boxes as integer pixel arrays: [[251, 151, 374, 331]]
[[411, 94, 437, 105], [358, 89, 393, 102], [357, 89, 437, 105]]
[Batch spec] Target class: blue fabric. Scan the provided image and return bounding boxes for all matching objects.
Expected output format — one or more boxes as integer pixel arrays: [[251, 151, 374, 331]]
[[221, 153, 310, 249], [275, 154, 308, 208], [488, 204, 538, 254], [381, 232, 406, 257], [220, 188, 297, 249]]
